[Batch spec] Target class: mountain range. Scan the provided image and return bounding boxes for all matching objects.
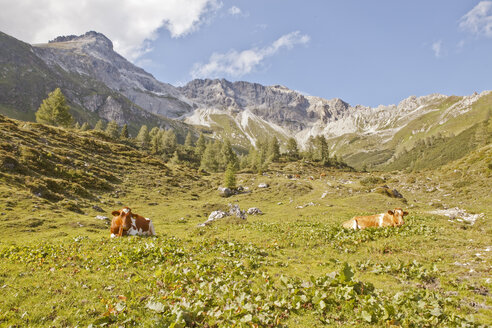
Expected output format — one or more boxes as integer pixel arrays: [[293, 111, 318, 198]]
[[1, 31, 490, 169]]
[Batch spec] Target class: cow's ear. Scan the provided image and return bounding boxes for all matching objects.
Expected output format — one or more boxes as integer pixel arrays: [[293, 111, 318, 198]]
[[112, 210, 120, 216], [403, 211, 408, 216], [387, 210, 394, 216]]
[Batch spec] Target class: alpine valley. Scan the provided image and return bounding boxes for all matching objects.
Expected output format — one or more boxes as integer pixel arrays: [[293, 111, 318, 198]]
[[1, 29, 492, 327], [1, 30, 490, 169]]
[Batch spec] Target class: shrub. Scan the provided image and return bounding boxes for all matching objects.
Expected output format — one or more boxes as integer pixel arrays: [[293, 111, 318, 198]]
[[360, 176, 385, 186]]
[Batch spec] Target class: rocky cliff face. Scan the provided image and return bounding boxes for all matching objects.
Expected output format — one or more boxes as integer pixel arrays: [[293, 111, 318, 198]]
[[180, 79, 314, 131], [33, 31, 192, 118], [179, 78, 451, 143]]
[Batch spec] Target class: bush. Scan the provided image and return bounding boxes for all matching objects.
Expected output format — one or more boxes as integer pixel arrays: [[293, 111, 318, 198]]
[[224, 163, 237, 189], [360, 176, 385, 186]]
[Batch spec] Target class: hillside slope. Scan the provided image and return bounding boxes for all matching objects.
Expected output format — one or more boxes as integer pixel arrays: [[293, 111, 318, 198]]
[[0, 32, 190, 137], [0, 114, 205, 216]]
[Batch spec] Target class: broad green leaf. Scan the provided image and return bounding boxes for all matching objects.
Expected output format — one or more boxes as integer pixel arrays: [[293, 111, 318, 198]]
[[361, 310, 373, 323], [339, 263, 354, 283], [241, 314, 253, 323], [146, 300, 165, 313], [430, 306, 442, 317]]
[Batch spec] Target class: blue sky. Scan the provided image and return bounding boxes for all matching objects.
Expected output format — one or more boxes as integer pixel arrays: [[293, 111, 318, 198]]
[[1, 0, 491, 106]]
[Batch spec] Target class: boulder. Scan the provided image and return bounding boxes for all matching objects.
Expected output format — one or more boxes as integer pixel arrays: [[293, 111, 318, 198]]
[[247, 207, 263, 215], [208, 210, 228, 221], [218, 187, 233, 197], [228, 204, 247, 220], [258, 183, 269, 188], [198, 204, 247, 226], [92, 205, 104, 212], [95, 215, 109, 221]]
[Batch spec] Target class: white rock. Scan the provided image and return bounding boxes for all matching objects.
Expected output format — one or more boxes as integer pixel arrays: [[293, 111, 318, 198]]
[[247, 207, 263, 215]]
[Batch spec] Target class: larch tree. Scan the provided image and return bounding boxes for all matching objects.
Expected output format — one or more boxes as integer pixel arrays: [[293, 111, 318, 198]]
[[35, 88, 73, 127], [195, 132, 207, 158], [224, 162, 237, 189], [200, 141, 219, 172], [184, 131, 194, 148], [286, 137, 298, 160], [94, 120, 105, 131], [162, 129, 177, 155], [120, 124, 129, 139], [136, 125, 150, 149], [220, 139, 238, 170], [105, 120, 120, 139], [80, 122, 90, 131], [267, 136, 280, 162]]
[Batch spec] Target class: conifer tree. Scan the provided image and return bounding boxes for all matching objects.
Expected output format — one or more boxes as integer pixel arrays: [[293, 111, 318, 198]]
[[224, 162, 237, 189], [94, 119, 105, 131], [105, 120, 120, 139], [315, 135, 329, 164], [35, 88, 73, 127], [151, 129, 164, 154], [120, 124, 129, 139], [170, 150, 180, 165], [136, 125, 150, 149], [246, 146, 258, 171], [200, 141, 219, 172], [162, 129, 177, 155], [184, 131, 194, 148], [195, 132, 207, 157], [286, 137, 298, 160], [305, 136, 315, 160], [149, 127, 160, 139], [268, 136, 280, 162], [80, 122, 90, 131], [220, 139, 238, 170], [255, 139, 269, 174], [239, 154, 249, 170]]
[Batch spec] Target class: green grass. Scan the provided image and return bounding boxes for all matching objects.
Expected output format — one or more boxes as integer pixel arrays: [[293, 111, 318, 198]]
[[0, 115, 491, 327]]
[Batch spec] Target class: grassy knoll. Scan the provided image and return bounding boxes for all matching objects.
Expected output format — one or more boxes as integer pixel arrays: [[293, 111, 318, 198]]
[[0, 116, 490, 327]]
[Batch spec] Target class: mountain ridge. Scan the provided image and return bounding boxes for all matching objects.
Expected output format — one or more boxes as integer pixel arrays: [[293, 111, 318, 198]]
[[1, 30, 490, 169]]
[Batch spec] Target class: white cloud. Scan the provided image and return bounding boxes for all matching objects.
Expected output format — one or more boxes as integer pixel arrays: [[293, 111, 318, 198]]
[[432, 40, 443, 58], [0, 0, 222, 61], [228, 6, 242, 15], [459, 1, 492, 37], [191, 31, 310, 78]]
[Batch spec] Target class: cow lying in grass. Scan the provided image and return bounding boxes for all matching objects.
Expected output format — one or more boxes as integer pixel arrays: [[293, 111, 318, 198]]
[[342, 208, 408, 230], [110, 207, 156, 237]]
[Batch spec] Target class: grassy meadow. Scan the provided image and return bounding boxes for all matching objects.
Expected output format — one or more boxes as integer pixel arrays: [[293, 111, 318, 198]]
[[0, 116, 491, 327]]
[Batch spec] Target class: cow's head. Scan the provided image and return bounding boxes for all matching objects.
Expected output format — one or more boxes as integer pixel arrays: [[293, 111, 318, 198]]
[[387, 208, 408, 226], [112, 207, 133, 231]]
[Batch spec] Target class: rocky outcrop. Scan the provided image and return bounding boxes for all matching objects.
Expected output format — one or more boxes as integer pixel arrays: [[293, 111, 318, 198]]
[[180, 79, 313, 131], [198, 204, 247, 226], [33, 31, 192, 118]]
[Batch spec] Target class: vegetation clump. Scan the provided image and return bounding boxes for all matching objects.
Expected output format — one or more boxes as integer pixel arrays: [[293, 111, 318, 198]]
[[360, 176, 385, 186], [35, 88, 73, 127]]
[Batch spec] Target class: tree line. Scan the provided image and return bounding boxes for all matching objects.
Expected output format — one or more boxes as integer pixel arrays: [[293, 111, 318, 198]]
[[35, 88, 348, 174]]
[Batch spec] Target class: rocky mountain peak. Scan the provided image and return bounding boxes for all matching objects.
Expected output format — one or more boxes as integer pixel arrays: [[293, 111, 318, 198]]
[[48, 31, 114, 50]]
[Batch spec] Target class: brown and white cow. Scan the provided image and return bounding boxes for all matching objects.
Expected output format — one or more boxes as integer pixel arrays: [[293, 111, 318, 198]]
[[342, 208, 408, 230], [110, 207, 156, 237]]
